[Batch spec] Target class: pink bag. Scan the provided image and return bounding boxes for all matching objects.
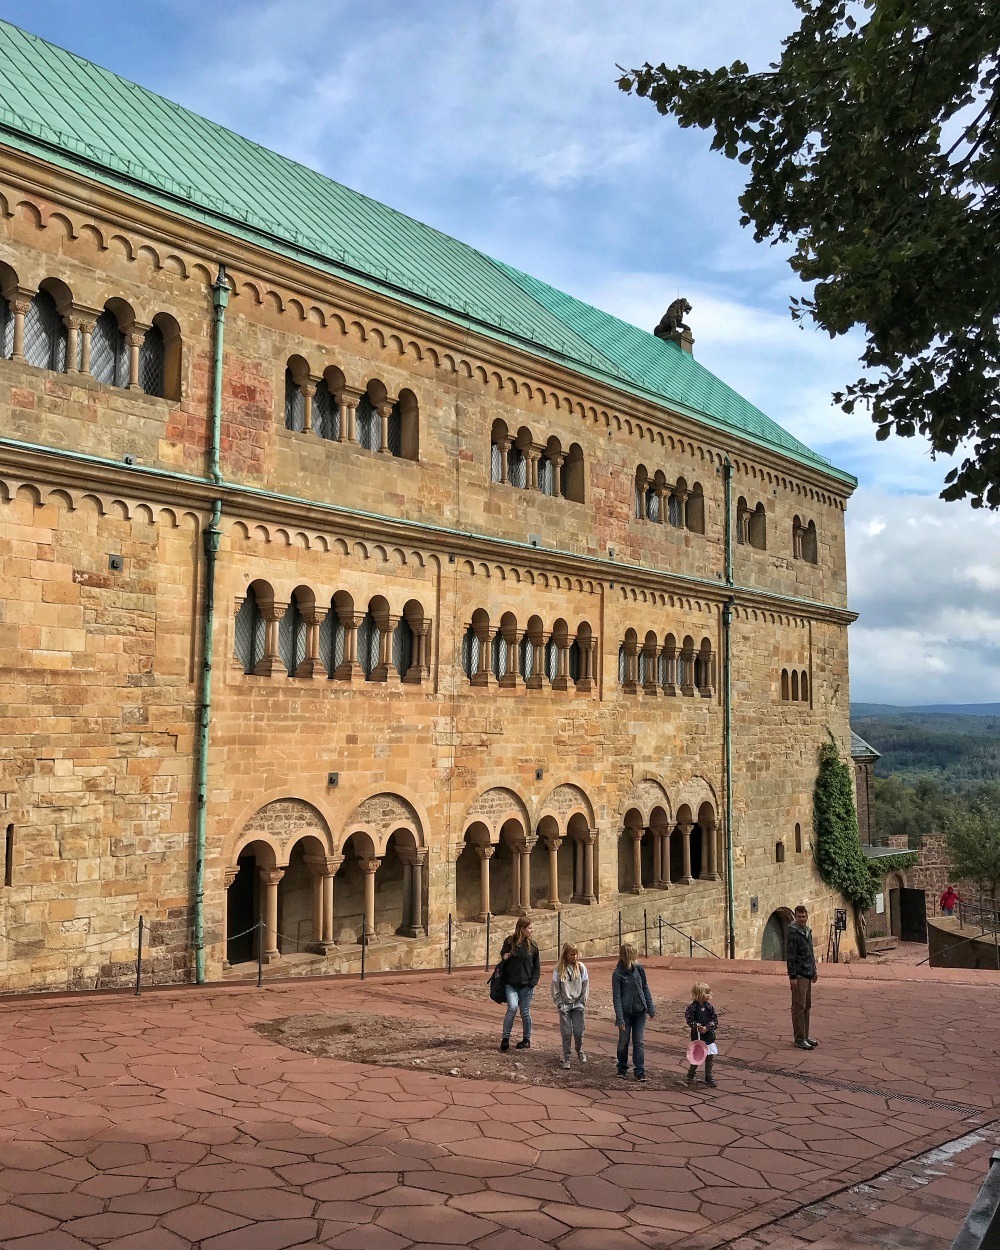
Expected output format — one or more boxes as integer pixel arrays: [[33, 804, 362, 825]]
[[686, 1039, 709, 1066]]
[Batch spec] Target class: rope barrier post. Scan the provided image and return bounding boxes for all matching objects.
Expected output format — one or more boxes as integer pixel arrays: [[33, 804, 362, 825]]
[[689, 933, 694, 958], [485, 913, 491, 969], [447, 912, 453, 974], [617, 910, 622, 950], [257, 914, 263, 988], [361, 916, 367, 981], [658, 914, 663, 958], [134, 915, 144, 997], [557, 908, 562, 954], [643, 908, 648, 958]]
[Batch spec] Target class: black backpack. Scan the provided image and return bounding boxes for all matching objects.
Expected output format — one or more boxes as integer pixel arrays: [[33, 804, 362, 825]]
[[487, 959, 507, 1003]]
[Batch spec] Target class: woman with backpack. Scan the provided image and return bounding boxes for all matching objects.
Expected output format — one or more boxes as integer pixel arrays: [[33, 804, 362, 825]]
[[498, 916, 540, 1051]]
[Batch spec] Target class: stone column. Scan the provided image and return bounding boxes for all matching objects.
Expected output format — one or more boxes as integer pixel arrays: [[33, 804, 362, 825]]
[[526, 446, 541, 491], [397, 849, 426, 937], [642, 643, 660, 696], [651, 830, 664, 888], [259, 868, 284, 963], [359, 858, 380, 943], [64, 317, 79, 374], [544, 837, 562, 909], [550, 451, 565, 497], [526, 633, 547, 690], [703, 817, 719, 880], [582, 831, 597, 904], [252, 604, 286, 677], [126, 326, 148, 391], [475, 844, 494, 922], [661, 827, 673, 885], [73, 308, 99, 376], [334, 611, 364, 682], [496, 436, 511, 483], [622, 640, 640, 695], [551, 636, 571, 692], [518, 839, 535, 914], [571, 839, 584, 903], [339, 391, 359, 444], [403, 618, 430, 685], [299, 380, 316, 434], [661, 644, 678, 696], [377, 402, 393, 454], [471, 620, 496, 688], [371, 613, 401, 685], [294, 605, 328, 679], [511, 844, 521, 915], [678, 821, 693, 884], [629, 830, 643, 894], [499, 621, 523, 689], [305, 855, 340, 951], [10, 292, 31, 363], [576, 637, 596, 693]]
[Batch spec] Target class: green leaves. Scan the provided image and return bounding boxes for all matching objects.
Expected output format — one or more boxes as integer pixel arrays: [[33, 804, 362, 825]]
[[620, 0, 1000, 506], [813, 737, 878, 909]]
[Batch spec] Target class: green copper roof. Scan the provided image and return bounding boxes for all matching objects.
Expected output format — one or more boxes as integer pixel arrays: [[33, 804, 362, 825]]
[[0, 19, 853, 485]]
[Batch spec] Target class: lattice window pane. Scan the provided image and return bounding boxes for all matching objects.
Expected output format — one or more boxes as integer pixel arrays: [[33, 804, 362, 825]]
[[519, 636, 533, 680], [278, 602, 298, 675], [462, 628, 480, 679], [313, 381, 341, 441], [634, 486, 643, 519], [294, 614, 307, 670], [508, 447, 527, 488], [618, 645, 627, 685], [658, 651, 668, 687], [318, 608, 334, 675], [668, 495, 682, 527], [545, 639, 558, 681], [645, 487, 659, 522], [393, 618, 413, 677], [569, 641, 581, 682], [538, 457, 555, 496], [234, 594, 258, 673], [284, 370, 304, 432], [387, 405, 402, 457], [23, 291, 66, 371], [491, 442, 503, 482], [0, 302, 12, 359], [138, 325, 165, 397], [638, 652, 648, 685], [253, 611, 267, 671], [91, 311, 126, 386], [356, 395, 379, 451], [492, 634, 508, 680]]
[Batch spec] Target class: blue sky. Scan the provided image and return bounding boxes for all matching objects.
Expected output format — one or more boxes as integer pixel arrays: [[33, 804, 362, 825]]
[[7, 0, 999, 704]]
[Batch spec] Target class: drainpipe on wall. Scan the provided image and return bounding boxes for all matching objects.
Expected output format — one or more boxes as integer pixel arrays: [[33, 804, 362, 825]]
[[193, 265, 229, 985], [722, 456, 736, 958]]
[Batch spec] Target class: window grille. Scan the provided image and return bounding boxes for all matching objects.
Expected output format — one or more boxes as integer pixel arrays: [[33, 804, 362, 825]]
[[645, 486, 659, 522], [356, 394, 379, 451], [279, 598, 307, 676], [569, 640, 581, 683], [234, 592, 262, 674], [618, 645, 627, 685], [318, 608, 335, 675], [91, 311, 128, 387], [393, 618, 413, 677], [538, 456, 555, 496], [23, 291, 67, 372], [508, 445, 527, 488], [284, 369, 304, 432], [545, 638, 559, 681], [387, 403, 402, 457], [357, 614, 380, 677], [638, 651, 648, 686], [490, 442, 503, 482], [0, 300, 11, 359], [668, 494, 682, 527], [462, 627, 480, 679], [139, 324, 164, 397], [519, 635, 533, 680], [634, 485, 644, 519], [658, 651, 668, 687], [492, 633, 508, 680], [313, 379, 341, 440]]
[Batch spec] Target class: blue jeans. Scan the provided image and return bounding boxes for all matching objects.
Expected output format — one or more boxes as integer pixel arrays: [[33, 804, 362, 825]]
[[503, 985, 534, 1040], [617, 1011, 647, 1076]]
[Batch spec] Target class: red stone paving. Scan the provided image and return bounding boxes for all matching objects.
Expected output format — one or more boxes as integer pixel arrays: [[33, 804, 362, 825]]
[[0, 958, 998, 1249]]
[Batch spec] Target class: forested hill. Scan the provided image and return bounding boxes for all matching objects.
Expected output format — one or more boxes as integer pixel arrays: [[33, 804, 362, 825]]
[[850, 705, 1000, 790]]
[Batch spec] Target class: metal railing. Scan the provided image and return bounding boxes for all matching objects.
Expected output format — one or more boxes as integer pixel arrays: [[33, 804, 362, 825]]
[[951, 1150, 1000, 1249]]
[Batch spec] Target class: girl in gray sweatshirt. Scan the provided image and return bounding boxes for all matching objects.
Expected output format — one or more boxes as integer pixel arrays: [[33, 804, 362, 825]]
[[551, 942, 589, 1069]]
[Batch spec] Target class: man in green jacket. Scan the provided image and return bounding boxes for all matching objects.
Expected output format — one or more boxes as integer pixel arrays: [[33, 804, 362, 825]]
[[786, 905, 818, 1050]]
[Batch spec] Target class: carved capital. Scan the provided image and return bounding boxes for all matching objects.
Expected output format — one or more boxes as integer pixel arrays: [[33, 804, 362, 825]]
[[359, 858, 381, 875], [259, 868, 285, 887]]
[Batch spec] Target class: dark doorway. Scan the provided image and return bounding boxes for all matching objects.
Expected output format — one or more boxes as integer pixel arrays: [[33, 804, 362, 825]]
[[900, 888, 927, 943], [690, 825, 703, 879], [761, 910, 788, 961], [226, 855, 257, 964]]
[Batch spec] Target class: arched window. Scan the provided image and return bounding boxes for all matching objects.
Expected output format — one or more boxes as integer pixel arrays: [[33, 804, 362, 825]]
[[284, 368, 304, 431], [687, 483, 705, 534], [23, 289, 67, 372], [462, 625, 480, 680], [319, 600, 346, 676], [668, 492, 683, 528], [518, 633, 533, 680], [749, 502, 767, 550], [800, 671, 809, 702], [138, 324, 164, 397], [803, 520, 818, 564], [278, 594, 307, 677], [313, 377, 341, 441], [545, 636, 559, 682], [491, 441, 503, 482], [781, 669, 790, 701], [618, 643, 627, 686], [791, 670, 800, 701], [356, 393, 379, 452], [736, 497, 749, 544], [569, 638, 581, 683], [794, 823, 803, 854], [507, 442, 527, 488], [357, 610, 380, 678], [695, 638, 714, 694], [91, 309, 129, 387], [491, 631, 509, 680], [680, 636, 696, 694], [634, 467, 647, 519], [387, 400, 403, 457], [660, 634, 677, 693], [393, 617, 413, 678], [234, 587, 265, 674], [563, 443, 584, 502], [645, 482, 660, 521], [775, 841, 786, 864]]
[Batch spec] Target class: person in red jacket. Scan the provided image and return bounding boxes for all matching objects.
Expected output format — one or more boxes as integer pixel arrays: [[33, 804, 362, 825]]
[[939, 885, 959, 916]]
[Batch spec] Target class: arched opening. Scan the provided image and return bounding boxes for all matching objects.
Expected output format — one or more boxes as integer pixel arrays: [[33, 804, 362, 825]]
[[695, 638, 714, 695], [762, 909, 792, 961], [619, 809, 643, 894], [355, 381, 383, 452], [234, 580, 272, 674], [334, 832, 375, 943], [736, 496, 749, 544], [496, 611, 518, 686], [621, 628, 639, 693], [800, 671, 810, 703], [660, 633, 677, 694], [380, 828, 423, 937], [803, 519, 818, 564], [649, 806, 671, 889], [775, 840, 785, 864], [791, 670, 800, 701], [794, 822, 803, 854], [528, 836, 548, 910], [634, 465, 648, 519], [641, 630, 659, 693], [749, 502, 767, 550], [0, 262, 19, 359], [687, 482, 705, 534], [284, 354, 309, 431], [680, 636, 696, 695], [495, 819, 525, 915], [279, 587, 311, 677], [563, 443, 585, 502], [490, 418, 510, 483], [397, 387, 419, 460], [689, 821, 704, 879], [508, 427, 531, 488], [314, 365, 345, 441], [523, 615, 543, 686], [550, 618, 569, 690], [393, 615, 414, 680], [457, 822, 490, 921], [539, 435, 562, 497], [781, 669, 790, 701], [24, 285, 68, 372], [226, 838, 276, 965], [358, 597, 385, 680], [279, 836, 325, 954], [91, 299, 132, 387]]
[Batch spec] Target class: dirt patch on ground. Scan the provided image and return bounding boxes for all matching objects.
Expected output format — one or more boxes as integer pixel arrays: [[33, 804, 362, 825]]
[[254, 998, 712, 1092]]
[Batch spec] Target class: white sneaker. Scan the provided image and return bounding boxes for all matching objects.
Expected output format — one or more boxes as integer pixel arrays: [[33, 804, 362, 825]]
[[577, 1052, 587, 1064], [561, 1058, 571, 1070]]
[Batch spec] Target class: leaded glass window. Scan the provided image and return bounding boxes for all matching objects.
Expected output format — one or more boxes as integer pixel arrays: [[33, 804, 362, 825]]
[[645, 486, 659, 522], [668, 494, 682, 527], [492, 633, 508, 681], [278, 597, 307, 676], [356, 394, 379, 451], [357, 613, 380, 678], [508, 445, 527, 488], [538, 456, 555, 496], [139, 324, 164, 397], [0, 300, 12, 360], [462, 626, 480, 679], [519, 635, 533, 680], [490, 442, 503, 482], [545, 638, 559, 681], [91, 311, 128, 387], [319, 607, 345, 676], [393, 618, 413, 678], [284, 369, 304, 432], [314, 379, 341, 441], [234, 591, 264, 674], [387, 403, 402, 457], [23, 291, 66, 372], [618, 645, 627, 686]]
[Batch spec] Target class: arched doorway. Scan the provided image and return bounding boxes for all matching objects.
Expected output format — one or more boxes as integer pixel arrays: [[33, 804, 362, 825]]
[[226, 838, 275, 965], [762, 908, 792, 961]]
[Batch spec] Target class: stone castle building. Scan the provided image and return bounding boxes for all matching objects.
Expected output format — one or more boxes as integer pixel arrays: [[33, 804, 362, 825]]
[[0, 21, 857, 993]]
